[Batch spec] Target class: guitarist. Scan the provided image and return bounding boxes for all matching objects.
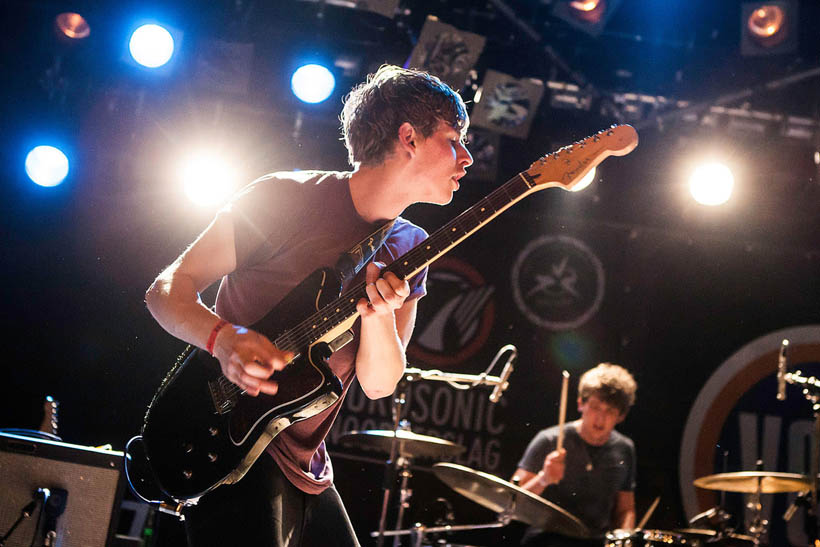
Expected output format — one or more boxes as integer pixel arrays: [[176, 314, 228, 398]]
[[144, 65, 473, 546]]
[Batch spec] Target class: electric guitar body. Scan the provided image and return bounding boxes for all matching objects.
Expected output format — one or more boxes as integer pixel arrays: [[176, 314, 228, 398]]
[[141, 268, 345, 501]]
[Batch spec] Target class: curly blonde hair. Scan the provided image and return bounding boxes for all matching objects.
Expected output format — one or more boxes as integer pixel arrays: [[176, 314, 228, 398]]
[[578, 363, 637, 416], [340, 65, 469, 167]]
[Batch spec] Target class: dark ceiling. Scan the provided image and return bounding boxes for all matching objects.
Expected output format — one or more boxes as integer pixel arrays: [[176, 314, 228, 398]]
[[1, 0, 818, 249]]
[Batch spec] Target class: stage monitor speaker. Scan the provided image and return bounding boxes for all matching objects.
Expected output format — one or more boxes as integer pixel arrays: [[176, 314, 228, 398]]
[[0, 432, 125, 547]]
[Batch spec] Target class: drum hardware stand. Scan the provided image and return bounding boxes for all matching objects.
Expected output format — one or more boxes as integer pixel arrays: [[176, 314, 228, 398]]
[[371, 520, 508, 547], [691, 450, 737, 538], [371, 489, 527, 547], [745, 475, 768, 545], [373, 346, 517, 547], [779, 368, 820, 542]]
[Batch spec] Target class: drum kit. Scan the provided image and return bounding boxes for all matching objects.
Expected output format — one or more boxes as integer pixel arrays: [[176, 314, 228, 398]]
[[340, 422, 812, 546], [335, 342, 820, 546]]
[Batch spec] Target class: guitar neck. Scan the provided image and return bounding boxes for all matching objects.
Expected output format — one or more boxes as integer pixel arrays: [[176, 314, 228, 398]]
[[273, 124, 639, 356], [273, 172, 533, 355]]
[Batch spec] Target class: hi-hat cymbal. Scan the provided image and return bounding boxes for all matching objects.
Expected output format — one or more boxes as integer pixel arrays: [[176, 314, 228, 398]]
[[693, 471, 811, 494], [433, 463, 590, 538], [338, 430, 466, 459]]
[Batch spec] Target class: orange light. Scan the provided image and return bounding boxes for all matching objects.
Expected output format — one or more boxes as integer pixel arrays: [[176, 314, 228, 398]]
[[569, 0, 600, 11], [747, 5, 786, 46], [55, 12, 90, 40], [568, 0, 606, 23]]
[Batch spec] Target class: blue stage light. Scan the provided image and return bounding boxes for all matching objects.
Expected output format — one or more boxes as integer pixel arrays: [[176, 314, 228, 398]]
[[290, 64, 336, 104], [129, 24, 175, 68], [25, 146, 69, 187]]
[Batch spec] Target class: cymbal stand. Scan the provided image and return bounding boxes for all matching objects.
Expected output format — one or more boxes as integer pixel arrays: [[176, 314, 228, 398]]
[[745, 474, 767, 545], [374, 347, 516, 547], [780, 369, 820, 541], [375, 377, 410, 547]]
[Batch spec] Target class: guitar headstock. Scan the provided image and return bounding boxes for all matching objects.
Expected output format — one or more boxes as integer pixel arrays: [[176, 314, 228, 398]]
[[523, 124, 639, 192]]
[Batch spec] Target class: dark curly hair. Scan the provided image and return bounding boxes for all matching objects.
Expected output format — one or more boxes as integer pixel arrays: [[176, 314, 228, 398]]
[[578, 363, 637, 416], [340, 65, 469, 167]]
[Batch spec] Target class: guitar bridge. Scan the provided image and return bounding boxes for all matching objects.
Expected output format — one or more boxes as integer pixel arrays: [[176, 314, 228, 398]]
[[208, 379, 236, 415]]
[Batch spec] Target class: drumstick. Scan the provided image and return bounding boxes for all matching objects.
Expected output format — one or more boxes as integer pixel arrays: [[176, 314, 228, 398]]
[[556, 371, 569, 452], [636, 496, 661, 530]]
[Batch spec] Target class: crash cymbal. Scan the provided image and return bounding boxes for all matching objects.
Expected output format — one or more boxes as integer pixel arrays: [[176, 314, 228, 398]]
[[433, 463, 590, 538], [693, 471, 811, 494], [338, 430, 466, 459]]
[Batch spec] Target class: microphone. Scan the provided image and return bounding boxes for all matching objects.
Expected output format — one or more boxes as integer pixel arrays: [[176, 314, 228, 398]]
[[42, 488, 67, 547], [777, 339, 789, 401], [489, 346, 516, 403]]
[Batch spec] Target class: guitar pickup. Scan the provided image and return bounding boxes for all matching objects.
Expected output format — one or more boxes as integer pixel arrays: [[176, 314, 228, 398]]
[[208, 379, 236, 415], [328, 330, 354, 353]]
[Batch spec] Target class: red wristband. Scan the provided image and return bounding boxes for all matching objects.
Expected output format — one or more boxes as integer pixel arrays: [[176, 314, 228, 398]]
[[206, 319, 230, 355]]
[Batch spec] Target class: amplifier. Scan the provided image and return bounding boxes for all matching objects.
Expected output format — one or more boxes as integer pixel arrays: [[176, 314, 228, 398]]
[[0, 432, 125, 547]]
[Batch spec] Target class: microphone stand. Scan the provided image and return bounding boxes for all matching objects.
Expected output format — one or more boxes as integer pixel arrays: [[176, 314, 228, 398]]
[[373, 346, 516, 547]]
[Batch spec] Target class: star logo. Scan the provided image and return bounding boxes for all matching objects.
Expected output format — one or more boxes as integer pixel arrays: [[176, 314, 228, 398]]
[[511, 235, 604, 330]]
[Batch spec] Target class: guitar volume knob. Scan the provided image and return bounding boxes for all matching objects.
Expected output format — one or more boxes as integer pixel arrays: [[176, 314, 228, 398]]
[[208, 453, 218, 462], [183, 470, 193, 479], [208, 427, 218, 436]]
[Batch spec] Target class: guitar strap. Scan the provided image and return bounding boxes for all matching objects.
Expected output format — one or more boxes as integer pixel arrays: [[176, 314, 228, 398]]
[[335, 218, 397, 283]]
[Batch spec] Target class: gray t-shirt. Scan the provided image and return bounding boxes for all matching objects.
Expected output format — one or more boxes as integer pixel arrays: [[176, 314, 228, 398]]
[[517, 422, 635, 536]]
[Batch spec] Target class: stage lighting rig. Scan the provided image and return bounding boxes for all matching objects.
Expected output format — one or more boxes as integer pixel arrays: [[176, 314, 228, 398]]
[[25, 146, 70, 188], [740, 1, 797, 56], [55, 12, 90, 40], [129, 24, 176, 68], [551, 0, 623, 37], [290, 64, 336, 104]]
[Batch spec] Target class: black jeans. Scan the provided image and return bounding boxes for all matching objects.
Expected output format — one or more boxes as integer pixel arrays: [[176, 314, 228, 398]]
[[184, 455, 360, 547]]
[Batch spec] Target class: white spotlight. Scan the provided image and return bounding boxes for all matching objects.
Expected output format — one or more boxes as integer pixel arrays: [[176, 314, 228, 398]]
[[179, 154, 238, 207], [290, 64, 335, 104], [689, 163, 734, 206], [25, 146, 69, 187], [129, 24, 175, 68]]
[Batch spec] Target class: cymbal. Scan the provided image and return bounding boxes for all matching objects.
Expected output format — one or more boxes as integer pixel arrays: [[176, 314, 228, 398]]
[[338, 430, 466, 459], [693, 471, 811, 494], [433, 463, 590, 538]]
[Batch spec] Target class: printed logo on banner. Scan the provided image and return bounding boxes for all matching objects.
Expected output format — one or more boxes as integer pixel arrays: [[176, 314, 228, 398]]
[[329, 378, 508, 473], [406, 256, 495, 367], [511, 235, 604, 330], [679, 326, 820, 546]]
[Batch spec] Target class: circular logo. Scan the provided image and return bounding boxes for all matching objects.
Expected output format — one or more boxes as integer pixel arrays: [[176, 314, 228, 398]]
[[511, 235, 605, 330], [407, 257, 495, 367]]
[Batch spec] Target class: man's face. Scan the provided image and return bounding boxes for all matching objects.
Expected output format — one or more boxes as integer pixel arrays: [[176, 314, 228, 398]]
[[411, 120, 473, 205], [577, 393, 624, 446]]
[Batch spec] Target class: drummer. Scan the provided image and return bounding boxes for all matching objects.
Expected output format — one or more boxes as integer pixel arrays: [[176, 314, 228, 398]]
[[512, 363, 637, 546]]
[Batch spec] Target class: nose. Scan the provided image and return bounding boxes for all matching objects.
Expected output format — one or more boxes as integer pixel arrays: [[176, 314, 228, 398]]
[[458, 141, 473, 168]]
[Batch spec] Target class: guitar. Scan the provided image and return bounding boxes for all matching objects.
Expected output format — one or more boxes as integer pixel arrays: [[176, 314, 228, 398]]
[[137, 124, 638, 502]]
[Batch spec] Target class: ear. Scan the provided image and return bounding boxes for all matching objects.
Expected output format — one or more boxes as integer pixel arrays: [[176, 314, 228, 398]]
[[396, 122, 417, 157], [577, 396, 583, 413]]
